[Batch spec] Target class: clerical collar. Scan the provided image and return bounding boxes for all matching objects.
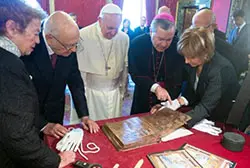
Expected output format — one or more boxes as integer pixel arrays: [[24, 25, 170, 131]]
[[0, 36, 21, 57], [42, 30, 54, 55], [238, 22, 246, 33]]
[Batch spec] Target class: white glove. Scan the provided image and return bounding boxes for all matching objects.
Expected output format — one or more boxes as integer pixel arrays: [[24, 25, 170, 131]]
[[161, 96, 188, 111], [192, 119, 222, 136], [56, 128, 83, 152]]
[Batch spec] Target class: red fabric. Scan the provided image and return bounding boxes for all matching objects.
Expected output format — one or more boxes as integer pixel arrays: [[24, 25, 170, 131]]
[[54, 0, 106, 28], [112, 0, 124, 10], [145, 0, 156, 26], [158, 0, 178, 20], [38, 0, 50, 14], [211, 0, 231, 32], [45, 114, 250, 168]]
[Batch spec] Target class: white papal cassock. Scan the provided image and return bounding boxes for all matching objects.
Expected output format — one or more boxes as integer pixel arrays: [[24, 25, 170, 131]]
[[77, 22, 129, 121]]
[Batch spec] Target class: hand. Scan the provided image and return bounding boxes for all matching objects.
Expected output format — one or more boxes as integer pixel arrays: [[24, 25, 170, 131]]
[[43, 123, 68, 139], [81, 116, 100, 133], [58, 151, 76, 168], [155, 86, 172, 103], [150, 104, 162, 114]]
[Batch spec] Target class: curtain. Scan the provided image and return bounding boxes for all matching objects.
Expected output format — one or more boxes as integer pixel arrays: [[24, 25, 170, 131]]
[[158, 0, 165, 8], [55, 0, 106, 27], [157, 0, 178, 19], [37, 0, 50, 13], [146, 0, 156, 26], [112, 0, 124, 10]]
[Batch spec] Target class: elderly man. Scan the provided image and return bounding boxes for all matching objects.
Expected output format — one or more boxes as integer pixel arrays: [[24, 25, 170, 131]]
[[129, 13, 185, 114], [158, 5, 171, 14], [21, 11, 99, 139], [0, 1, 75, 167], [192, 8, 248, 76], [228, 9, 250, 69], [77, 4, 129, 120], [134, 16, 149, 38]]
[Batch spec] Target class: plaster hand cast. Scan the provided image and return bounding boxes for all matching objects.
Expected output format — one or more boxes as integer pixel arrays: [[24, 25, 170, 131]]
[[56, 128, 100, 160]]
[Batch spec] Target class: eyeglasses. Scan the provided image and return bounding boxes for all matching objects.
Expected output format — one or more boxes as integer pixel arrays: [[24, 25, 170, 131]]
[[51, 34, 84, 51]]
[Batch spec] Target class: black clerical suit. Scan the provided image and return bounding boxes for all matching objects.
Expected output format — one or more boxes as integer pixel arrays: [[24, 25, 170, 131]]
[[183, 53, 240, 127], [228, 24, 250, 72], [21, 33, 88, 129], [0, 47, 60, 168], [129, 34, 185, 114], [122, 27, 135, 42], [214, 29, 248, 76], [134, 26, 149, 38]]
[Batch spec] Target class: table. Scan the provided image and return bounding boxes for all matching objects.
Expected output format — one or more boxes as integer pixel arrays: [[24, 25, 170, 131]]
[[44, 114, 250, 168]]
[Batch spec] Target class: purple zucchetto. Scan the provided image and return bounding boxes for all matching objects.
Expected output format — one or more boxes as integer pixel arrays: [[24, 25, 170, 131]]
[[153, 13, 175, 23]]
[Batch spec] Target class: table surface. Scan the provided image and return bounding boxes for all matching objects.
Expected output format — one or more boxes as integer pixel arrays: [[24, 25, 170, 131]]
[[44, 114, 250, 168]]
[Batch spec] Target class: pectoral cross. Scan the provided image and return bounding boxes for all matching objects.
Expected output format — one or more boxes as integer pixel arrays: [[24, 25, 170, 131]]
[[105, 63, 111, 76]]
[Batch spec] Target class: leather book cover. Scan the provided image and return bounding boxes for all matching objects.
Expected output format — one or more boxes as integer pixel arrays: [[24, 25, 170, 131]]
[[102, 107, 191, 151]]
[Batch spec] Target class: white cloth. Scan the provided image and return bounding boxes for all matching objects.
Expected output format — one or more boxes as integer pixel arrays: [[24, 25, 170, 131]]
[[161, 96, 189, 111], [194, 75, 199, 91], [192, 119, 222, 136], [150, 83, 160, 93], [56, 128, 83, 152], [77, 22, 129, 121]]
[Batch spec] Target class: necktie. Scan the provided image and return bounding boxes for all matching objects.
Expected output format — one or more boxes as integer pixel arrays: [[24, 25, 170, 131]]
[[237, 27, 240, 36], [51, 53, 57, 69]]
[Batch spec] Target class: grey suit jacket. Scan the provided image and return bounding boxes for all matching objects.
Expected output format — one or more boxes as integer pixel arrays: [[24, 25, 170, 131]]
[[183, 53, 240, 127]]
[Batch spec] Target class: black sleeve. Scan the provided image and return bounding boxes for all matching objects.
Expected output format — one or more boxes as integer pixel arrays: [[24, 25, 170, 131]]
[[215, 37, 248, 75], [129, 37, 155, 93], [0, 66, 60, 168], [186, 67, 226, 127], [67, 53, 89, 118]]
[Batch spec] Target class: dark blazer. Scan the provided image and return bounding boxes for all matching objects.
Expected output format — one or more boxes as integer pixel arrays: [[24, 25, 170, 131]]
[[21, 33, 88, 129], [129, 34, 185, 114], [183, 53, 240, 127], [121, 27, 135, 42], [0, 47, 60, 168], [214, 29, 226, 41], [228, 24, 250, 70], [134, 26, 149, 38], [215, 29, 248, 76]]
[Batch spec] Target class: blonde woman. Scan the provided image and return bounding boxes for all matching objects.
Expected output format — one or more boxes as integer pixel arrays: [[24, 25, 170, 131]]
[[177, 27, 240, 127]]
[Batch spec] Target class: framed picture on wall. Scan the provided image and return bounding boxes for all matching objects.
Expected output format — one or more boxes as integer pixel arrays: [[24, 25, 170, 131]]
[[182, 6, 198, 32]]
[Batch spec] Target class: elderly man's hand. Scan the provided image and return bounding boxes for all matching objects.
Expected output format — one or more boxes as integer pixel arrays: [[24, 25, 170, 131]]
[[155, 86, 172, 103], [43, 123, 68, 139], [81, 116, 100, 133]]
